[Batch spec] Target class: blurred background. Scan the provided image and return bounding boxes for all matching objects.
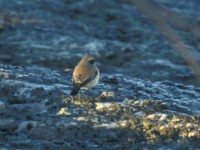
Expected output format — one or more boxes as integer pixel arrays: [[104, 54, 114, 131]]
[[0, 0, 200, 85]]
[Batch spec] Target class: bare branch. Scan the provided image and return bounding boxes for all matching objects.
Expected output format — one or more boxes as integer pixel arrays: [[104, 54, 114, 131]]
[[128, 0, 200, 83]]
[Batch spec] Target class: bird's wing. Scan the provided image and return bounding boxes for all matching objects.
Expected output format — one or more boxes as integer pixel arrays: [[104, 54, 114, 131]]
[[73, 70, 98, 87]]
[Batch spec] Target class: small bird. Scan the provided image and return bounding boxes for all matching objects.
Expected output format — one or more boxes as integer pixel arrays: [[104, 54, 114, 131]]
[[71, 55, 99, 96]]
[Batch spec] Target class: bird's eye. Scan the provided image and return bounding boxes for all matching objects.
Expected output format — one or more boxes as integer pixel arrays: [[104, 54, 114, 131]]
[[88, 59, 94, 64]]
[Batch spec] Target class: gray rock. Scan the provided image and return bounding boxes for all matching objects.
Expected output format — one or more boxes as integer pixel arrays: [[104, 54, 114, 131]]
[[17, 121, 38, 133], [0, 119, 17, 131], [29, 126, 58, 140], [0, 0, 200, 149]]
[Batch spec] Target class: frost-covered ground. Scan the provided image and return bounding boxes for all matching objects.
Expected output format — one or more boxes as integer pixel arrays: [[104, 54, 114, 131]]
[[0, 0, 200, 149]]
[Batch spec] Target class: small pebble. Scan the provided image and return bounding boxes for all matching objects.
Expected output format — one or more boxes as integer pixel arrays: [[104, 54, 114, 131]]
[[100, 91, 115, 98], [0, 101, 5, 110], [95, 102, 114, 112], [17, 121, 37, 133]]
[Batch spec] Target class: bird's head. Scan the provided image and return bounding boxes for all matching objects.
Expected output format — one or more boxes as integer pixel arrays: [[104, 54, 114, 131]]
[[81, 55, 95, 65]]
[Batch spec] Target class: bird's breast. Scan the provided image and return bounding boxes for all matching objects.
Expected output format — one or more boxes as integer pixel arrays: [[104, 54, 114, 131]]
[[82, 71, 99, 90]]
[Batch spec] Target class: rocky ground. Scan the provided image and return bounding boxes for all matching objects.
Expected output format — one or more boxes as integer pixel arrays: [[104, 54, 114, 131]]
[[0, 0, 200, 149]]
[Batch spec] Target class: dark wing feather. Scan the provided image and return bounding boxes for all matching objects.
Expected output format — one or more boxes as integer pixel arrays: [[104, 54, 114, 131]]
[[71, 65, 98, 95], [79, 71, 98, 87], [70, 76, 92, 95], [71, 82, 80, 95]]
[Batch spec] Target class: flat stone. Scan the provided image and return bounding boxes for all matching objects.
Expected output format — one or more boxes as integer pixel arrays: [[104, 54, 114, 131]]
[[0, 119, 17, 131], [29, 126, 58, 140]]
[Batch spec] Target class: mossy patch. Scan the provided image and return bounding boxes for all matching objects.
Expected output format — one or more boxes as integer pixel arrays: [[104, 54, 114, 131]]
[[60, 96, 200, 148]]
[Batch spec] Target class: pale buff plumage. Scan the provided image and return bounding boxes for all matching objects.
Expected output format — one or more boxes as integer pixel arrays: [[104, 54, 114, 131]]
[[71, 55, 99, 95]]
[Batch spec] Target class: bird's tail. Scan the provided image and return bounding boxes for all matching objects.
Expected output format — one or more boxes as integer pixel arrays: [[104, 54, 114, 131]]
[[70, 83, 80, 96]]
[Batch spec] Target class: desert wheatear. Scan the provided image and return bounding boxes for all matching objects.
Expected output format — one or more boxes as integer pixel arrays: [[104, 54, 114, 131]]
[[71, 55, 99, 95]]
